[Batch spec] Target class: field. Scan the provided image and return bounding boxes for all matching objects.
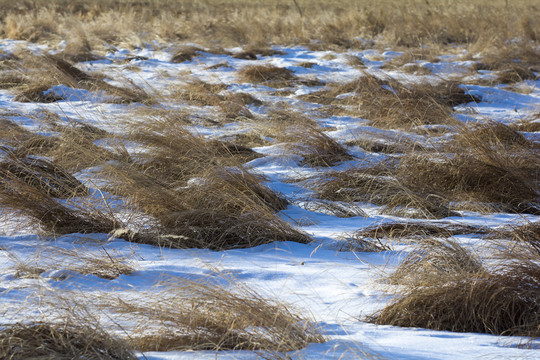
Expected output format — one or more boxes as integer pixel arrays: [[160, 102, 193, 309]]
[[0, 1, 539, 359]]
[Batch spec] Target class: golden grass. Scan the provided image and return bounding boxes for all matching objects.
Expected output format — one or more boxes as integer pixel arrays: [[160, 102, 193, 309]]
[[0, 147, 127, 237], [299, 74, 476, 129], [238, 64, 296, 87], [0, 0, 537, 53], [11, 246, 135, 280], [283, 124, 352, 167], [11, 54, 155, 104], [106, 277, 324, 352], [371, 237, 540, 338], [312, 121, 540, 216], [353, 222, 489, 240], [0, 321, 137, 360]]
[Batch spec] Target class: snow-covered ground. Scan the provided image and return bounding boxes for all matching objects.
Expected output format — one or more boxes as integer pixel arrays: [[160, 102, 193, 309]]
[[0, 39, 539, 359]]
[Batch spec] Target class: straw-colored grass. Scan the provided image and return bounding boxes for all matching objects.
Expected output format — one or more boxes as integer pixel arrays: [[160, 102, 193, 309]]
[[106, 277, 324, 352], [0, 321, 137, 360], [283, 124, 352, 167], [371, 237, 540, 338], [299, 74, 476, 128]]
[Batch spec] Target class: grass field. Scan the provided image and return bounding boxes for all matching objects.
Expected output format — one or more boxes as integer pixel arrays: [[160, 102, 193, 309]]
[[0, 1, 539, 359]]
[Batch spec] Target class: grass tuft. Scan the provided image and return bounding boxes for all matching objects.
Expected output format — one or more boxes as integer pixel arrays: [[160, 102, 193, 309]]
[[109, 277, 324, 352], [0, 321, 137, 360], [239, 64, 296, 86]]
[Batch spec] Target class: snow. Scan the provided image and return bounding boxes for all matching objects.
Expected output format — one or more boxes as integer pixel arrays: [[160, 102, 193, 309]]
[[0, 40, 539, 359]]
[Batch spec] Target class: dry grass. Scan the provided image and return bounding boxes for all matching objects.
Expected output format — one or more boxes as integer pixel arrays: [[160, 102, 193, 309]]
[[399, 122, 540, 214], [354, 222, 489, 240], [314, 120, 539, 217], [9, 246, 135, 280], [106, 277, 324, 352], [469, 42, 540, 84], [299, 74, 476, 128], [310, 163, 456, 219], [104, 163, 307, 250], [0, 147, 126, 237], [283, 124, 352, 167], [238, 64, 296, 87], [371, 237, 540, 338], [0, 321, 137, 360], [167, 81, 256, 121], [171, 45, 205, 63], [338, 232, 392, 252], [0, 0, 537, 52], [11, 54, 155, 104], [387, 238, 484, 286]]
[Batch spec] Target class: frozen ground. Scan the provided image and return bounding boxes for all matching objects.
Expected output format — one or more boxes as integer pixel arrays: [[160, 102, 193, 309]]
[[0, 39, 539, 359]]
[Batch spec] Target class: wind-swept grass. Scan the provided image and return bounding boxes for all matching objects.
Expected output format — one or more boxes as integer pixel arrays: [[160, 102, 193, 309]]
[[300, 74, 476, 128], [0, 321, 137, 360], [284, 124, 352, 167], [106, 277, 324, 352], [311, 121, 540, 216], [370, 237, 540, 338], [11, 53, 155, 104]]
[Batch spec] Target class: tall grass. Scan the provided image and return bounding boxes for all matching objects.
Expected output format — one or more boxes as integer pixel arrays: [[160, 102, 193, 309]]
[[0, 0, 537, 51]]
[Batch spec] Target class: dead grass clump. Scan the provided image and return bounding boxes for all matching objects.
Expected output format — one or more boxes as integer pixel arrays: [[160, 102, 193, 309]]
[[125, 117, 261, 184], [346, 138, 426, 154], [339, 232, 392, 252], [453, 121, 536, 149], [492, 221, 540, 253], [169, 80, 228, 106], [399, 122, 540, 214], [224, 91, 263, 106], [171, 45, 205, 63], [238, 64, 296, 86], [0, 147, 88, 198], [0, 72, 27, 89], [311, 165, 455, 219], [299, 200, 367, 218], [398, 153, 540, 214], [371, 238, 540, 338], [110, 278, 324, 352], [0, 321, 137, 360], [14, 54, 155, 104], [10, 246, 135, 280], [284, 125, 352, 167], [387, 238, 484, 286], [372, 271, 540, 337], [470, 43, 540, 84], [355, 222, 489, 240], [15, 83, 64, 102], [0, 148, 125, 236], [300, 74, 474, 128], [512, 119, 540, 133], [0, 118, 34, 142], [104, 164, 305, 250]]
